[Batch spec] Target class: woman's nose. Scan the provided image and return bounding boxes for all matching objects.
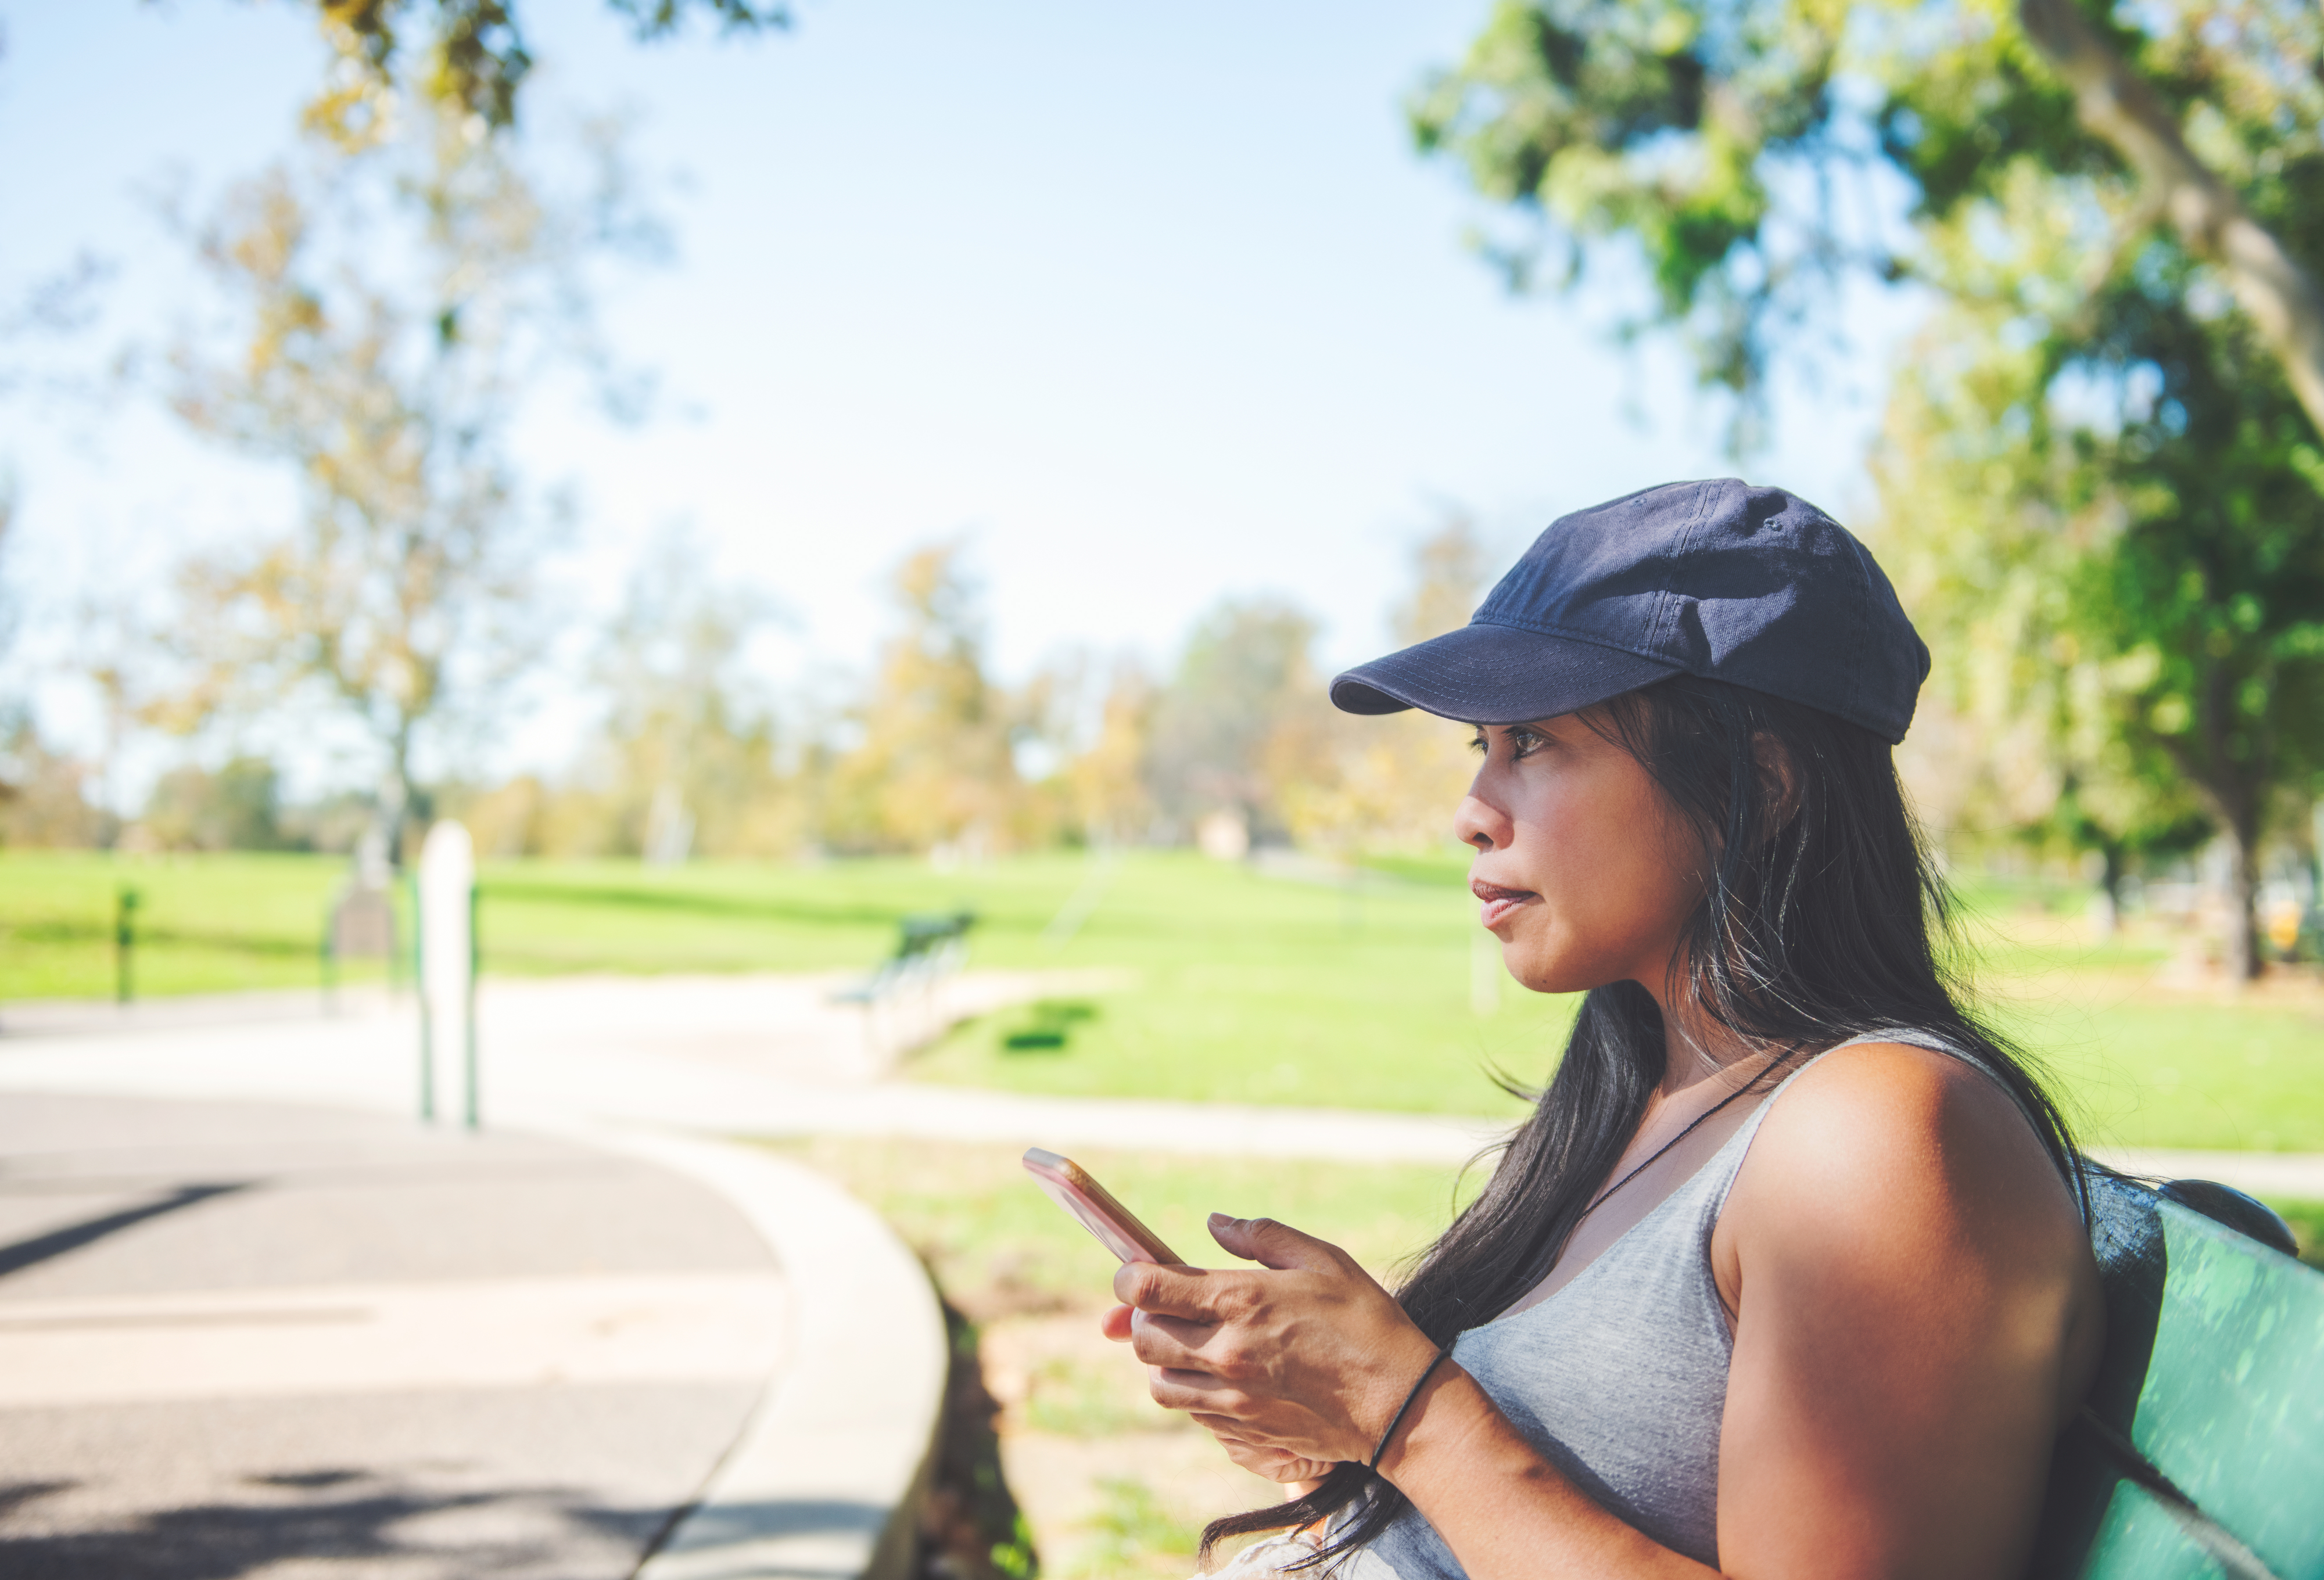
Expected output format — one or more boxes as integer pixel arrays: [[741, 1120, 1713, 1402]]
[[1454, 792, 1508, 852]]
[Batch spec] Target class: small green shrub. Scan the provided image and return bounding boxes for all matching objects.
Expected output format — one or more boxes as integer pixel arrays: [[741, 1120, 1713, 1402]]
[[1002, 997, 1100, 1053]]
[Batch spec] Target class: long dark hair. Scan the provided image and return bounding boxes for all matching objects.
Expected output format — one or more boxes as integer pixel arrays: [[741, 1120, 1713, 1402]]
[[1198, 673, 2086, 1571]]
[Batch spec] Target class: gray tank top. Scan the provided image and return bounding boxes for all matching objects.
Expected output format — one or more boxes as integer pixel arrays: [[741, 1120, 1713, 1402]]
[[1361, 1029, 1970, 1577]]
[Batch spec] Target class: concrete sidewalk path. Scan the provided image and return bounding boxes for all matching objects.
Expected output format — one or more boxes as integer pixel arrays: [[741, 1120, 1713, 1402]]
[[0, 1091, 784, 1579], [0, 974, 1512, 1164]]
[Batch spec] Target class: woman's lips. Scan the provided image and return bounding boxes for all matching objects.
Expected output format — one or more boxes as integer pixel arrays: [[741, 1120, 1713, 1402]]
[[1471, 878, 1537, 929]]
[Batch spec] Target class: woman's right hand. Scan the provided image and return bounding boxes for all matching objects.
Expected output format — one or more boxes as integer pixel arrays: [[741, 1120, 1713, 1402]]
[[1098, 1289, 1338, 1485]]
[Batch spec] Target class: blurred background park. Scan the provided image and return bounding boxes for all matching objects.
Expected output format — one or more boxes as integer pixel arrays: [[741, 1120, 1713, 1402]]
[[2, 0, 2323, 1575]]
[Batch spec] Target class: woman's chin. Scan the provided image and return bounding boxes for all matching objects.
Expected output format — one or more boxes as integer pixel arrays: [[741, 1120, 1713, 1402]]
[[1501, 943, 1614, 997]]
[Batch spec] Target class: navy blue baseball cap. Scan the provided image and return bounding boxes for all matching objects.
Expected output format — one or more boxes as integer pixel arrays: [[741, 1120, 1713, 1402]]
[[1330, 479, 1931, 744]]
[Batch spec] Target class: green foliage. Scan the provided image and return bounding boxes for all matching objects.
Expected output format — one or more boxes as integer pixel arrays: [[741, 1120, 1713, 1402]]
[[1411, 0, 2324, 423], [580, 528, 794, 861], [1408, 0, 1848, 425], [1875, 148, 2324, 967], [1145, 598, 1329, 842], [922, 1299, 1043, 1580], [141, 757, 292, 852], [1418, 0, 2324, 971], [0, 719, 110, 850], [2270, 1200, 2324, 1272], [823, 543, 1040, 855], [293, 1, 789, 145], [1067, 1478, 1203, 1580], [162, 89, 664, 844]]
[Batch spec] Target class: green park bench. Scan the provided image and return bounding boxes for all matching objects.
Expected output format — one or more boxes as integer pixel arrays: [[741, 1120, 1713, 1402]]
[[830, 910, 978, 1069], [2033, 1172, 2324, 1579], [831, 910, 977, 1007]]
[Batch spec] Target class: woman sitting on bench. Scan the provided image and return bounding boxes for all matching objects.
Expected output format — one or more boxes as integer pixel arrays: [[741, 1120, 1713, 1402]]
[[1107, 480, 2107, 1580]]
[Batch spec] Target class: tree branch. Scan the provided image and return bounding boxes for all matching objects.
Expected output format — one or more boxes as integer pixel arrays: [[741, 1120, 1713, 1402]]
[[2018, 0, 2324, 439]]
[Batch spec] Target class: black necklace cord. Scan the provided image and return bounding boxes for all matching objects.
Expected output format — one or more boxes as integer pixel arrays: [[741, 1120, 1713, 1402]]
[[1368, 1345, 1452, 1471], [1577, 1051, 1790, 1225]]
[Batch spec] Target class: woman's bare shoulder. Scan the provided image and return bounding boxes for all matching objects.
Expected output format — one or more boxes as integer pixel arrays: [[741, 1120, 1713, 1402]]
[[1755, 1038, 2070, 1201], [1719, 1037, 2095, 1302]]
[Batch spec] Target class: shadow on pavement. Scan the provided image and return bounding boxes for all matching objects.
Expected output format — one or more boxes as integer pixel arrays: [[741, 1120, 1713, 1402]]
[[0, 1471, 895, 1580], [0, 1183, 253, 1279]]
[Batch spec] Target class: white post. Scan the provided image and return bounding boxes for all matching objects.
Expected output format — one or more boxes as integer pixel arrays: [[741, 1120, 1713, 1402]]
[[1470, 923, 1502, 1018], [418, 821, 476, 1127]]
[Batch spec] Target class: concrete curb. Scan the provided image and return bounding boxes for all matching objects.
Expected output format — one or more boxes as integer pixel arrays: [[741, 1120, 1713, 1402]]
[[558, 1124, 949, 1580]]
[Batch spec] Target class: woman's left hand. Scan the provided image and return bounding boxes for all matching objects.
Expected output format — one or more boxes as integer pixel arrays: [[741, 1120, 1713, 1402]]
[[1100, 1213, 1442, 1468]]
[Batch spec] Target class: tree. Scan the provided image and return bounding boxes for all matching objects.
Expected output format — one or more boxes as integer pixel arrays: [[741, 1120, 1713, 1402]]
[[221, 1, 790, 148], [1062, 659, 1158, 846], [1145, 599, 1333, 846], [591, 529, 791, 860], [1413, 0, 2324, 974], [0, 717, 110, 849], [160, 87, 664, 856], [1410, 0, 2324, 440], [1, 255, 112, 708], [0, 478, 15, 681], [824, 543, 1027, 855], [1282, 514, 1491, 851], [1874, 256, 2323, 971], [143, 756, 293, 852]]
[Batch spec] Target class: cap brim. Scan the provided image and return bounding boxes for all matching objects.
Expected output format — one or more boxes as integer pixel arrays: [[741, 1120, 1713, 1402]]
[[1330, 622, 1684, 724]]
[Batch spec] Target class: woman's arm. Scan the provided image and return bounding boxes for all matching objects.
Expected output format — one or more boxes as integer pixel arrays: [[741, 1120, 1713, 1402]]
[[1706, 1044, 2104, 1577], [1110, 1044, 2102, 1580]]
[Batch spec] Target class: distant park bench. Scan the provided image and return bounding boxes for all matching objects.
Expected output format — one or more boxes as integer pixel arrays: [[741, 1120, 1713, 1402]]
[[832, 910, 977, 1069], [2038, 1173, 2322, 1579]]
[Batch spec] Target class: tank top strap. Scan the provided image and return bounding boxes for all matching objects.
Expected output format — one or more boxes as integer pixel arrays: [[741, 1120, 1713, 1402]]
[[1691, 1026, 1979, 1219]]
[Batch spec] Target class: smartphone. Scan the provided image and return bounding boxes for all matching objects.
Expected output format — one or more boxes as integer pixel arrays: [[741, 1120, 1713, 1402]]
[[1021, 1147, 1182, 1265]]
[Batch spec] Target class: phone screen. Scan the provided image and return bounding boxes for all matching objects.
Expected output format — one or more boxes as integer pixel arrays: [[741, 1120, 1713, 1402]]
[[1022, 1147, 1182, 1265]]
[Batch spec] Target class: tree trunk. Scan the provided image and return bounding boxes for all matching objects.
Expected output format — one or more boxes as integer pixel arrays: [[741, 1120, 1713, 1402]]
[[2096, 840, 2126, 939], [2018, 0, 2324, 441], [2162, 667, 2270, 981], [2222, 816, 2262, 981], [386, 727, 422, 870]]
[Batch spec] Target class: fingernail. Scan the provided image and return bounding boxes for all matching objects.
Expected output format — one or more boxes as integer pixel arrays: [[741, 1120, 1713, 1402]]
[[1208, 1211, 1233, 1227]]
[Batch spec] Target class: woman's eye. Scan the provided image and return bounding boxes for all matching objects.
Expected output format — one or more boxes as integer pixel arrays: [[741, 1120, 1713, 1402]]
[[1467, 731, 1490, 756], [1508, 728, 1544, 759]]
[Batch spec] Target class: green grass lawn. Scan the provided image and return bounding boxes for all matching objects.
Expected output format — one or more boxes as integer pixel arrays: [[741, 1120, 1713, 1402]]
[[0, 850, 393, 999], [6, 848, 2322, 1152], [769, 1136, 1482, 1310]]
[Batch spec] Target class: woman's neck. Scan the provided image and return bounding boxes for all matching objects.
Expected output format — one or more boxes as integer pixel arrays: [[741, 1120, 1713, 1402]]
[[1649, 981, 1770, 1099]]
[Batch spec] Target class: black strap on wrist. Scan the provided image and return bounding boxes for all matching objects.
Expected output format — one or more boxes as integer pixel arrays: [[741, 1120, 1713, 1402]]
[[1368, 1345, 1451, 1471]]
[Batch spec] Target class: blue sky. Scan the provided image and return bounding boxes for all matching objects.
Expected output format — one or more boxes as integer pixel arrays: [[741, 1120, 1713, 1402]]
[[0, 0, 1919, 800]]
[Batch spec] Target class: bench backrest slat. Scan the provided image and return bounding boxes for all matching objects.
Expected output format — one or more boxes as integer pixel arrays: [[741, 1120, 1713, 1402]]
[[2075, 1201, 2324, 1579]]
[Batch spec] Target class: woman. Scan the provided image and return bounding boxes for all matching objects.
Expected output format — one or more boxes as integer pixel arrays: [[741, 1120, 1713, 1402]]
[[1104, 480, 2107, 1579]]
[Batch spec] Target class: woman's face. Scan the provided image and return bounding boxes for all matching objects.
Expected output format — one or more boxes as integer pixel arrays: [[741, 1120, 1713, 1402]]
[[1455, 714, 1702, 998]]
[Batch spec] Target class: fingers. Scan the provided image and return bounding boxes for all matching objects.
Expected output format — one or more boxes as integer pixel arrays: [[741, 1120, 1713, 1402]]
[[1127, 1307, 1217, 1372], [1207, 1212, 1346, 1273], [1191, 1412, 1339, 1485], [1113, 1259, 1225, 1319], [1148, 1363, 1246, 1416], [1099, 1304, 1134, 1342]]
